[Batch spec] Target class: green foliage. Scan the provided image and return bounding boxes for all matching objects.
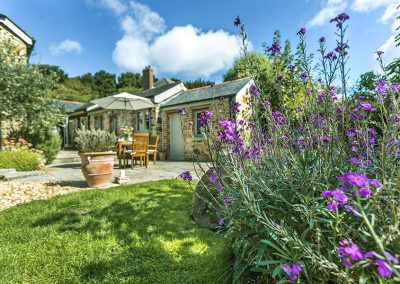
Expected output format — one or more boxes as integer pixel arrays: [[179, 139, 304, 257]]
[[184, 78, 215, 89], [196, 18, 400, 283], [34, 64, 68, 83], [224, 52, 275, 96], [117, 72, 142, 89], [0, 149, 40, 171], [0, 40, 62, 150], [50, 77, 96, 102], [75, 129, 116, 153], [0, 180, 231, 283], [94, 70, 117, 98], [36, 134, 62, 164]]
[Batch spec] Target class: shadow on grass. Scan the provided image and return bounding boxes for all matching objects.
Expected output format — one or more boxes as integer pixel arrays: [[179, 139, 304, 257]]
[[32, 181, 230, 283]]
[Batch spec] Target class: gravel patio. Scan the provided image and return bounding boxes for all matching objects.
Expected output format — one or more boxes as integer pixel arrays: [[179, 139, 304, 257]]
[[0, 160, 205, 211]]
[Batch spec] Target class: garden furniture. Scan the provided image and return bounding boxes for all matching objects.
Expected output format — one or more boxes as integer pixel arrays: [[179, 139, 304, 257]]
[[147, 135, 159, 165], [130, 134, 149, 168]]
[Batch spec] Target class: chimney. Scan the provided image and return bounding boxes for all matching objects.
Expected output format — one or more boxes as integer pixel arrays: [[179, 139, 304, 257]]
[[142, 66, 154, 90]]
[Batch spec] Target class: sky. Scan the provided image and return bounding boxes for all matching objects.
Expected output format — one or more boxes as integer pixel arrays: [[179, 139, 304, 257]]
[[1, 0, 399, 83]]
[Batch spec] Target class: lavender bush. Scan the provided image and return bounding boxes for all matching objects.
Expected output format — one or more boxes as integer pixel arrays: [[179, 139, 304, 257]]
[[180, 13, 400, 283]]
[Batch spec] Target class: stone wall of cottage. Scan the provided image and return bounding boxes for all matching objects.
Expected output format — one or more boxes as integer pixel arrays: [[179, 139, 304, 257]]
[[161, 99, 232, 161], [0, 25, 29, 57], [0, 25, 30, 143]]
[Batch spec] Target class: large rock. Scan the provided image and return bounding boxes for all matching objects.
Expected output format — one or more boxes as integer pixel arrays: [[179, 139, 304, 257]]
[[191, 168, 221, 230]]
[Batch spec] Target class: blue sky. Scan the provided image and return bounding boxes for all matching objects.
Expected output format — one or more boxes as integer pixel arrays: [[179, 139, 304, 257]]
[[2, 0, 399, 83]]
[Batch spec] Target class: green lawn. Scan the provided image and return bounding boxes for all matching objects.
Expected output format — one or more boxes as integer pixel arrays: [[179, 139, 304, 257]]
[[0, 180, 231, 283]]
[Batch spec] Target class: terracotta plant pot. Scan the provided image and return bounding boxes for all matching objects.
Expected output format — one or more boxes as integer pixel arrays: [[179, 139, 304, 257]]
[[79, 152, 116, 188]]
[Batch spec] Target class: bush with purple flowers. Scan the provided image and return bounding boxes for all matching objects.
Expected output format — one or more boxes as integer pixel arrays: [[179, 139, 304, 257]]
[[189, 12, 400, 283]]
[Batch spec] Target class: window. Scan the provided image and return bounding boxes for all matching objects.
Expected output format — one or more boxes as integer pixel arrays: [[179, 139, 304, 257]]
[[136, 110, 150, 132], [193, 110, 203, 137], [94, 116, 103, 130], [110, 116, 118, 135]]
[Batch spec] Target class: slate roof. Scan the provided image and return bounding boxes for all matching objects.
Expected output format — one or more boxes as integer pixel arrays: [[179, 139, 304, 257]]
[[154, 78, 176, 88], [57, 100, 85, 114], [135, 81, 180, 99], [161, 78, 251, 107], [73, 102, 96, 112]]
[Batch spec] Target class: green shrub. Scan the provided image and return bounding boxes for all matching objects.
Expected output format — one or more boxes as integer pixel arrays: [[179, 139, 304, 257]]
[[75, 129, 116, 153], [0, 149, 40, 171], [36, 134, 62, 164], [184, 15, 400, 283]]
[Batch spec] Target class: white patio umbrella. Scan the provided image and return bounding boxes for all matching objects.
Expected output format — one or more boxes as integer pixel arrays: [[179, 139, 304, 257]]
[[91, 92, 154, 111]]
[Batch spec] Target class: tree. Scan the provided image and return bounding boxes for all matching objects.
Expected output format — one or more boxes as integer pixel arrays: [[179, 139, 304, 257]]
[[223, 52, 278, 105], [184, 78, 215, 89], [0, 40, 61, 150], [94, 70, 117, 98], [118, 72, 142, 90], [354, 71, 379, 98], [35, 64, 68, 83]]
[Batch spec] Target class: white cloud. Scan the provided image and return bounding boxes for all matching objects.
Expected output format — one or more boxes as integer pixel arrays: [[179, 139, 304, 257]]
[[150, 26, 242, 76], [86, 0, 127, 15], [110, 1, 242, 77], [351, 0, 393, 12], [380, 3, 399, 23], [308, 1, 347, 27], [373, 35, 400, 67], [50, 39, 82, 55], [308, 0, 399, 27]]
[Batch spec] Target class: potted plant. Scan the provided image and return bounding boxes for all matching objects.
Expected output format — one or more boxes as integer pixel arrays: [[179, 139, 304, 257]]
[[119, 126, 134, 141], [75, 129, 116, 188]]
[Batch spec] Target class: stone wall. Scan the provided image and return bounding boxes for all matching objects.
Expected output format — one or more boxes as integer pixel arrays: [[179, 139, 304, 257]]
[[0, 25, 30, 143], [161, 98, 232, 161], [0, 25, 28, 57]]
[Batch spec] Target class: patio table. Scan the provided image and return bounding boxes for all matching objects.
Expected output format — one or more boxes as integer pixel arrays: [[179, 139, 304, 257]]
[[117, 140, 133, 168]]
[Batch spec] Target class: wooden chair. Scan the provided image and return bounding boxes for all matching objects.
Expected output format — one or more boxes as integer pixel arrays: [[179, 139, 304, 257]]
[[147, 135, 159, 165], [130, 134, 149, 168]]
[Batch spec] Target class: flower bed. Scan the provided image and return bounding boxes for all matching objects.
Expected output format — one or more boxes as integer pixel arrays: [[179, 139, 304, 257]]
[[180, 13, 400, 283]]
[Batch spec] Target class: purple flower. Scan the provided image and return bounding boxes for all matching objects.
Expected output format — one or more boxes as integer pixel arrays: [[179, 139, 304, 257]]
[[330, 13, 350, 28], [326, 201, 338, 211], [281, 263, 302, 282], [198, 110, 214, 127], [249, 85, 260, 97], [230, 102, 241, 114], [350, 156, 360, 163], [358, 187, 372, 198], [297, 27, 306, 36], [275, 75, 284, 84], [216, 184, 223, 191], [299, 71, 308, 81], [209, 172, 218, 185], [218, 219, 225, 226], [376, 259, 392, 277], [375, 50, 384, 57], [319, 36, 326, 44], [332, 189, 348, 203], [338, 173, 369, 187], [360, 102, 376, 111], [176, 107, 185, 114], [376, 80, 387, 95], [178, 171, 192, 181], [233, 16, 241, 27], [370, 179, 382, 188], [224, 198, 232, 205], [338, 240, 363, 268], [266, 42, 281, 57], [324, 51, 338, 60], [344, 205, 361, 217]]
